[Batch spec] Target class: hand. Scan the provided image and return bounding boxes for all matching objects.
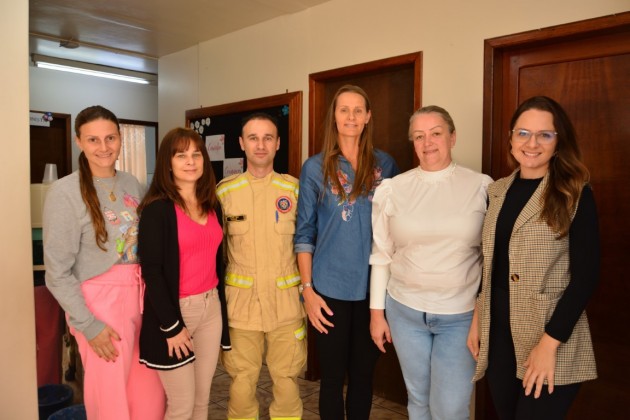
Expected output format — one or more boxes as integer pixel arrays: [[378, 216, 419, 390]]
[[466, 305, 480, 361], [167, 327, 194, 360], [370, 309, 391, 353], [88, 325, 120, 362], [302, 288, 334, 334], [522, 333, 560, 398]]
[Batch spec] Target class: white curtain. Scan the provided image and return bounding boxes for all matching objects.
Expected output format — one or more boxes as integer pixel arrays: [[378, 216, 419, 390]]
[[117, 124, 147, 185]]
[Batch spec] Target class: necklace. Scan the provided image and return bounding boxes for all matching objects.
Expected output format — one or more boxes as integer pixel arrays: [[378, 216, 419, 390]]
[[94, 173, 118, 202]]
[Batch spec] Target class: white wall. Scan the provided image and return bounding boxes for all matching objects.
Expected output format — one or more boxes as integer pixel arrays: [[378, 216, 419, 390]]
[[30, 66, 158, 170], [157, 46, 199, 140], [159, 0, 628, 171], [0, 0, 38, 417]]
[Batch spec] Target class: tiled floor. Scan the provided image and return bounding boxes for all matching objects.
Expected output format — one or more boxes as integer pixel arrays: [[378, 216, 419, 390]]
[[209, 360, 409, 419], [62, 344, 409, 419]]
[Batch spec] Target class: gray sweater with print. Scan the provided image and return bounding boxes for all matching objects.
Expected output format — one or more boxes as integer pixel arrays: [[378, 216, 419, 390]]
[[43, 170, 144, 340]]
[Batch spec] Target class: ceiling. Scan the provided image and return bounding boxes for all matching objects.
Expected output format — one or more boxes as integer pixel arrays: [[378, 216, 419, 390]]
[[29, 0, 330, 75]]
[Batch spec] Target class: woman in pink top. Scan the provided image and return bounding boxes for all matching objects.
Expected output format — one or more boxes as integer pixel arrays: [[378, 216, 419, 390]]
[[137, 127, 231, 420]]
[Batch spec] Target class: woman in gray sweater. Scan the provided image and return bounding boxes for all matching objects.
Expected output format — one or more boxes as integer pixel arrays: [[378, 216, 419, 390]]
[[43, 105, 164, 420]]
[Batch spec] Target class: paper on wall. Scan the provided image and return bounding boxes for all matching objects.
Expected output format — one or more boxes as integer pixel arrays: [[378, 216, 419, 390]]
[[223, 158, 244, 178], [205, 134, 225, 161]]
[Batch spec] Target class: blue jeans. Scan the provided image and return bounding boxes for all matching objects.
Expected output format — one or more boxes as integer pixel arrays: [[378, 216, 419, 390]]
[[386, 294, 475, 420]]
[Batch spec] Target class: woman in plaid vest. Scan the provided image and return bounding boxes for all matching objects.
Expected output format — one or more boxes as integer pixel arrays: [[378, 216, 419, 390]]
[[468, 96, 599, 419]]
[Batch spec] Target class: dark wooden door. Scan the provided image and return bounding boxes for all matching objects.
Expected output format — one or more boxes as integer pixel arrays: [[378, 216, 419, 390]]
[[480, 13, 630, 419], [307, 53, 422, 404], [29, 111, 71, 183]]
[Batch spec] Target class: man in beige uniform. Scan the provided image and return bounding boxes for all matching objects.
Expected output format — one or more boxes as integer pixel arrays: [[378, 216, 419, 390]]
[[217, 113, 306, 420]]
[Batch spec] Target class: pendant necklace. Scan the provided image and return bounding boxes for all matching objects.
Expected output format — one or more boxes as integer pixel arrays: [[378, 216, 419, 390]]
[[95, 173, 118, 202]]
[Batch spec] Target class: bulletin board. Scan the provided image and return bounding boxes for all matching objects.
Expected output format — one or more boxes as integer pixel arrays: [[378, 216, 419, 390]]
[[185, 91, 303, 181]]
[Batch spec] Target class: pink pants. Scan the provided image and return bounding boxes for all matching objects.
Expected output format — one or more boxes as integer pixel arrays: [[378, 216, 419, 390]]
[[70, 264, 165, 420]]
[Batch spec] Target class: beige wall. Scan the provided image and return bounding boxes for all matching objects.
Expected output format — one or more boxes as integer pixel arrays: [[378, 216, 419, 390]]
[[0, 0, 39, 417], [159, 0, 628, 171]]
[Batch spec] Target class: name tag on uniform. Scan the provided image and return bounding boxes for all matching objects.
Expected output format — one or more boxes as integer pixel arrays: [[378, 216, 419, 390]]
[[226, 215, 246, 222]]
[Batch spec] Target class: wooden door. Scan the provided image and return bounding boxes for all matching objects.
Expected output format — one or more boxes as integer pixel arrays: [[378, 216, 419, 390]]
[[309, 53, 422, 172], [29, 111, 71, 183], [307, 52, 422, 404], [479, 13, 630, 420]]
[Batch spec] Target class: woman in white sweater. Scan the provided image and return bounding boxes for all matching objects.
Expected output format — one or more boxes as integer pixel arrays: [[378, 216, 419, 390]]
[[369, 105, 492, 419]]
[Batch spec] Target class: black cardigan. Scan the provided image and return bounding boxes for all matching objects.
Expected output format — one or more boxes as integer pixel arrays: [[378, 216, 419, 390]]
[[138, 199, 231, 370]]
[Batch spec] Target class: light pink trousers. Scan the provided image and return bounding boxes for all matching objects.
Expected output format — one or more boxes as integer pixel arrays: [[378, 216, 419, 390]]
[[158, 288, 223, 420], [71, 264, 165, 420]]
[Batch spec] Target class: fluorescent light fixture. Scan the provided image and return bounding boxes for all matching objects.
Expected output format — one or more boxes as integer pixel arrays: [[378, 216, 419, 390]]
[[36, 61, 150, 84], [31, 54, 157, 85]]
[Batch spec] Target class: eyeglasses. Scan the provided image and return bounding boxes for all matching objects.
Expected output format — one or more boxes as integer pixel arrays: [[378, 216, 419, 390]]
[[510, 129, 558, 143]]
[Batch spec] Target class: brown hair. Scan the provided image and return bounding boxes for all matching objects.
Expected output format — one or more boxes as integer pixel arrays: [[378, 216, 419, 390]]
[[138, 127, 217, 215], [321, 85, 375, 202], [75, 105, 120, 251], [508, 96, 590, 237]]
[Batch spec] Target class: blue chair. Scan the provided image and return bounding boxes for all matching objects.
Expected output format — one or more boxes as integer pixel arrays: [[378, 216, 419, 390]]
[[37, 384, 73, 419], [48, 404, 87, 420]]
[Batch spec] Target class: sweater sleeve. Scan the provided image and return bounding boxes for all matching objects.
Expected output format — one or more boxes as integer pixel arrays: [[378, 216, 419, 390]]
[[369, 179, 394, 309], [545, 185, 600, 342], [138, 201, 184, 338], [43, 182, 105, 340]]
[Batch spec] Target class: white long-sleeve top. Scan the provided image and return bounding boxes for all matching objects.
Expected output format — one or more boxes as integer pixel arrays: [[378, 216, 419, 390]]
[[369, 162, 492, 314]]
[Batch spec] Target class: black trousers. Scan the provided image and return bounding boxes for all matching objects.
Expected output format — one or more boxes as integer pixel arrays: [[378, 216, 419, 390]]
[[315, 293, 381, 420], [487, 288, 581, 420]]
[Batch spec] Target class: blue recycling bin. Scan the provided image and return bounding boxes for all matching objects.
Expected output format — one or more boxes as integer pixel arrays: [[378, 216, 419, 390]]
[[48, 404, 87, 420], [37, 384, 73, 419]]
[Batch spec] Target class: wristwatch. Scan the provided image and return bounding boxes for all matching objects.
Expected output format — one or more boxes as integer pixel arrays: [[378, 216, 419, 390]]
[[298, 282, 313, 293]]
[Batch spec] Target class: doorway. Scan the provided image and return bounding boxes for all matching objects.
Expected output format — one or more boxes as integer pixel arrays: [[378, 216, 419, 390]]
[[29, 111, 71, 184]]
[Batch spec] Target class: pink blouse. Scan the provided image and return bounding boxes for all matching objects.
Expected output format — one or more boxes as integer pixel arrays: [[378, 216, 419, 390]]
[[175, 205, 222, 298]]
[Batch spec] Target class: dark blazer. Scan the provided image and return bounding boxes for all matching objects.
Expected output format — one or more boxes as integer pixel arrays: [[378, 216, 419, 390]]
[[138, 199, 230, 370], [473, 171, 596, 385]]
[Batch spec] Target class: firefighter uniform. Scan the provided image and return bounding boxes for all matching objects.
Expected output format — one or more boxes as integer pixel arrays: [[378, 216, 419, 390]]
[[217, 171, 306, 420]]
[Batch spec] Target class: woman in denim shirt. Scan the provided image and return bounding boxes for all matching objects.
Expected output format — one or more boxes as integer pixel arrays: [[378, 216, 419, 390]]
[[294, 85, 398, 419]]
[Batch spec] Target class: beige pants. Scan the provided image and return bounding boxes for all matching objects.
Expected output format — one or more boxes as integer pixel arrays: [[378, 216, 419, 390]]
[[222, 319, 307, 420], [158, 289, 222, 420]]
